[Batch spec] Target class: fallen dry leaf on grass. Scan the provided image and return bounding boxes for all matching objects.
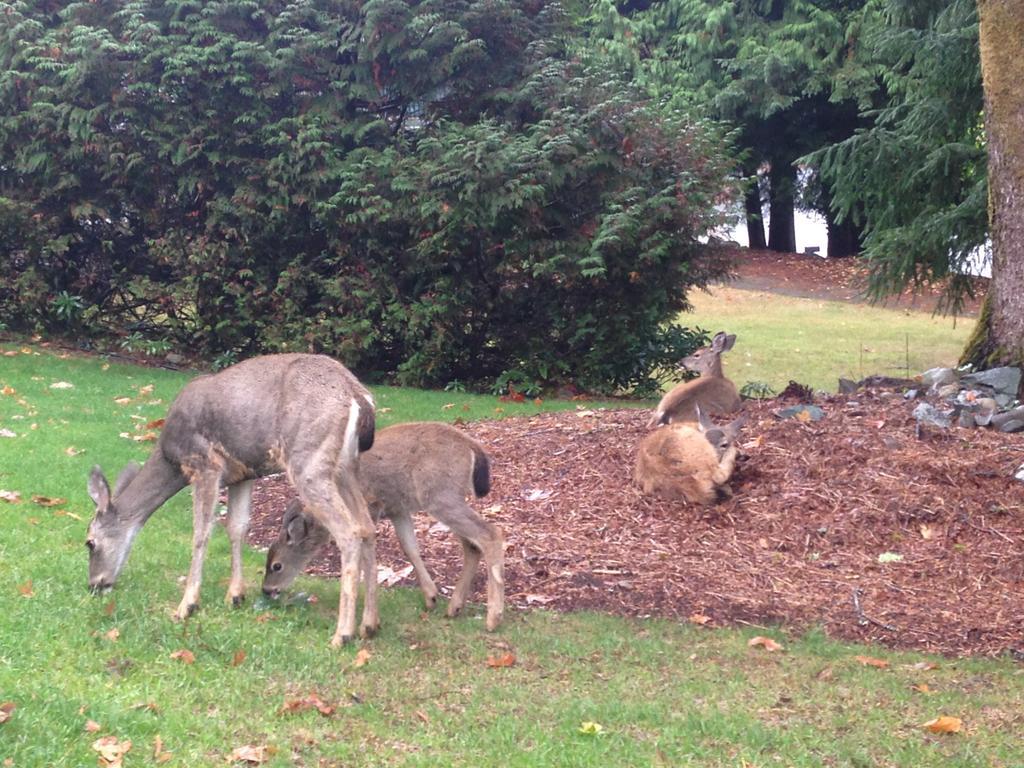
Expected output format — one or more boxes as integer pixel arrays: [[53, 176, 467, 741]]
[[31, 494, 66, 507], [253, 612, 277, 623], [53, 508, 82, 520], [85, 719, 102, 733], [105, 628, 120, 642], [747, 636, 784, 652], [92, 735, 132, 767], [912, 683, 931, 693], [280, 694, 334, 717], [853, 655, 889, 669], [65, 445, 84, 456], [153, 735, 173, 763], [17, 580, 33, 598], [486, 652, 517, 668], [228, 744, 274, 764], [0, 490, 21, 503], [688, 613, 712, 626], [0, 702, 14, 724], [1, 385, 14, 396], [578, 721, 605, 735], [353, 648, 371, 668], [230, 649, 247, 667], [146, 418, 166, 430], [922, 715, 962, 734], [169, 649, 195, 664]]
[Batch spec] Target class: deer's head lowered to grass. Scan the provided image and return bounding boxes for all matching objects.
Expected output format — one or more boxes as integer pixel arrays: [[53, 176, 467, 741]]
[[85, 353, 379, 647], [646, 331, 742, 428], [263, 421, 505, 631]]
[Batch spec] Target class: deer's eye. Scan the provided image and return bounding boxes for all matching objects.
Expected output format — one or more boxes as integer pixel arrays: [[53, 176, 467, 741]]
[[271, 562, 283, 572], [85, 539, 97, 552]]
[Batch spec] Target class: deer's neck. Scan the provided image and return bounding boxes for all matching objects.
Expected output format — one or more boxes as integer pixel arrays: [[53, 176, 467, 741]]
[[116, 446, 188, 526]]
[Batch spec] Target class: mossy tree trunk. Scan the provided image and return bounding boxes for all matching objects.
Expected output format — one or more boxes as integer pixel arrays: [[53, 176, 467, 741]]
[[962, 0, 1024, 377]]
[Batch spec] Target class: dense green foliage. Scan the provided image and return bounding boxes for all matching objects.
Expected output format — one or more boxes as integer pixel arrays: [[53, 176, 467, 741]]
[[593, 0, 872, 255], [0, 0, 734, 392], [814, 0, 985, 312]]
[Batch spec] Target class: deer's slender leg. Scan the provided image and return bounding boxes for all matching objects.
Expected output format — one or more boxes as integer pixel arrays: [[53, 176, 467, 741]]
[[224, 479, 253, 606], [175, 472, 221, 620], [390, 511, 439, 609], [430, 498, 505, 630], [339, 476, 379, 638]]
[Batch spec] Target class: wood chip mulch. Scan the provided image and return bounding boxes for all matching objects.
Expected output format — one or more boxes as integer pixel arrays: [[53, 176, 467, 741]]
[[246, 391, 1024, 658]]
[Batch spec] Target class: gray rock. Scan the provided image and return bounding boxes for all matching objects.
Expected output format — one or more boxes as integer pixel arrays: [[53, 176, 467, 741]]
[[165, 352, 185, 365], [921, 367, 958, 391], [913, 402, 954, 429], [961, 366, 1021, 398], [994, 393, 1015, 409], [957, 409, 977, 429], [991, 406, 1024, 432], [936, 383, 961, 399], [904, 389, 920, 400], [838, 378, 859, 394], [776, 405, 826, 422], [1017, 464, 1024, 483]]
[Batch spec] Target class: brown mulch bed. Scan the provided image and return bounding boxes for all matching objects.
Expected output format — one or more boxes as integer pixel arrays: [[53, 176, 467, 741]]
[[247, 391, 1024, 658], [727, 247, 988, 316]]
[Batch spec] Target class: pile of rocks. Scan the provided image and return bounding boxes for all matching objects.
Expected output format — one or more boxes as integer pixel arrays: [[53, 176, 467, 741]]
[[912, 365, 1023, 432]]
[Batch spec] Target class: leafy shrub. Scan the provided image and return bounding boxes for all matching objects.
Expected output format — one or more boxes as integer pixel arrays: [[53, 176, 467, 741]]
[[0, 0, 734, 393]]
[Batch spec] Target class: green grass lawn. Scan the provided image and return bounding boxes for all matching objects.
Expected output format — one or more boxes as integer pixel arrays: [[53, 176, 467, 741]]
[[684, 287, 976, 393], [1, 343, 1022, 767]]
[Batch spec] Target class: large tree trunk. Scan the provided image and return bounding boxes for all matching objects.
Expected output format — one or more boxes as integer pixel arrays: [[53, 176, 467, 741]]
[[961, 0, 1024, 379], [824, 208, 862, 259], [767, 160, 796, 253], [744, 181, 767, 250]]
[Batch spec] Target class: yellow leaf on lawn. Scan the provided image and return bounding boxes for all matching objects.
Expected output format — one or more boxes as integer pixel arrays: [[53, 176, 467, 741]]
[[486, 651, 517, 668], [53, 508, 82, 520], [922, 716, 962, 734], [92, 735, 132, 767], [138, 385, 154, 396], [578, 721, 605, 735], [912, 683, 931, 693], [105, 628, 120, 642], [114, 397, 133, 405], [170, 649, 195, 664], [1, 385, 14, 396], [853, 655, 890, 669], [353, 648, 371, 668], [748, 636, 784, 652], [65, 445, 84, 456], [31, 494, 67, 507], [0, 702, 14, 724]]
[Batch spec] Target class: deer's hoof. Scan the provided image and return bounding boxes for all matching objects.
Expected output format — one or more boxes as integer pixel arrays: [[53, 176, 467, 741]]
[[424, 595, 437, 611], [331, 634, 353, 648], [229, 594, 245, 608], [174, 602, 198, 621], [360, 622, 380, 639], [486, 613, 503, 632]]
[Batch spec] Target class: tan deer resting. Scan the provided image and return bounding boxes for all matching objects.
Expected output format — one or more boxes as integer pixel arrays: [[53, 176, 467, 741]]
[[86, 353, 379, 646], [263, 422, 505, 630], [646, 331, 742, 428], [635, 407, 745, 504]]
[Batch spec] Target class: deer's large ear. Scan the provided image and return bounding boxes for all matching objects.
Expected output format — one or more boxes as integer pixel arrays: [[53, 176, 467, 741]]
[[695, 404, 714, 433], [282, 500, 310, 545], [88, 466, 112, 513], [713, 332, 736, 352], [113, 462, 141, 497]]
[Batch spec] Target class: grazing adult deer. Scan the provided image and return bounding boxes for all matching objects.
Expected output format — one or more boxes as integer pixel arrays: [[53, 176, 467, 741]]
[[263, 422, 505, 631], [646, 331, 741, 428], [635, 407, 745, 504], [85, 354, 379, 646]]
